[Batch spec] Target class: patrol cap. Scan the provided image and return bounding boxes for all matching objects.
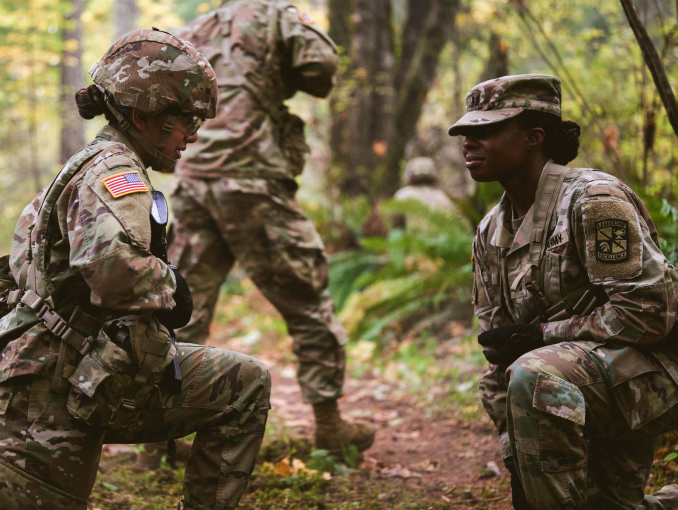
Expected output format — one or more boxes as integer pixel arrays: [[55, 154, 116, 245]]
[[448, 74, 561, 136]]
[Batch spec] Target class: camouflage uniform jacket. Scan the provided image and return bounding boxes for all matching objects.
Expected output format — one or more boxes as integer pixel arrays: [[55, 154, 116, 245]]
[[174, 0, 338, 186], [472, 161, 678, 430], [0, 125, 175, 383]]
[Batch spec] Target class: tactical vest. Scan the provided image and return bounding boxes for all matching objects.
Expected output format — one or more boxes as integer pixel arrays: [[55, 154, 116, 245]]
[[4, 139, 176, 431], [7, 140, 116, 356], [181, 0, 284, 117], [479, 163, 608, 325], [178, 0, 312, 177]]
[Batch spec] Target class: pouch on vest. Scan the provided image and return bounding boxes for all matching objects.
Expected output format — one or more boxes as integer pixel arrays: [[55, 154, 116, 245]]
[[66, 315, 175, 431]]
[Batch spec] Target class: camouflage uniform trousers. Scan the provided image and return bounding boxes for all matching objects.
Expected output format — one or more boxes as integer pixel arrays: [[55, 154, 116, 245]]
[[168, 176, 348, 404], [0, 343, 271, 510], [481, 341, 678, 509]]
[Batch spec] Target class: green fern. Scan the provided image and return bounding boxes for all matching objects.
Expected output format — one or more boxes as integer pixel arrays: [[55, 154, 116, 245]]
[[329, 198, 475, 345]]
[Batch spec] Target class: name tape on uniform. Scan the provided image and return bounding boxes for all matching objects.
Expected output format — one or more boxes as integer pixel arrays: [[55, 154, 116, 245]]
[[102, 171, 149, 198]]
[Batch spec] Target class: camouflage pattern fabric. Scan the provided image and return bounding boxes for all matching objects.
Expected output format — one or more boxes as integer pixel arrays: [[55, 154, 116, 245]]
[[472, 162, 678, 508], [169, 177, 347, 404], [167, 0, 345, 405], [0, 125, 271, 509], [173, 0, 338, 180], [89, 27, 217, 119], [0, 344, 270, 510], [448, 74, 561, 136]]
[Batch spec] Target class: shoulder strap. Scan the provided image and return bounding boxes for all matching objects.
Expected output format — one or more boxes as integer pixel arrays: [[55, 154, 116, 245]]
[[22, 140, 119, 298], [528, 162, 572, 268]]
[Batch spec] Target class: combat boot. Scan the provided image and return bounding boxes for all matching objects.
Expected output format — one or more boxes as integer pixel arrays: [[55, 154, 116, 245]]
[[313, 399, 375, 458]]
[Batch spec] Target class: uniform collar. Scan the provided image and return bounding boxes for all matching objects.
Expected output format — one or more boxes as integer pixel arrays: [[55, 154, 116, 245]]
[[95, 124, 145, 165], [491, 159, 555, 255]]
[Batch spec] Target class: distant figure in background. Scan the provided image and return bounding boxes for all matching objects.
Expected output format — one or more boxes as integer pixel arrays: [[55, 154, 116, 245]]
[[167, 0, 375, 458], [392, 156, 454, 230]]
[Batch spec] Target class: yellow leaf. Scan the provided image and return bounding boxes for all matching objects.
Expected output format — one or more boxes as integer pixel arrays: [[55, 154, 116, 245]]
[[273, 456, 292, 477], [291, 458, 317, 476]]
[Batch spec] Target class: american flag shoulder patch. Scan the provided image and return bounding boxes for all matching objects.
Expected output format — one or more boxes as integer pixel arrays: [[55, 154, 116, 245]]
[[102, 171, 149, 198]]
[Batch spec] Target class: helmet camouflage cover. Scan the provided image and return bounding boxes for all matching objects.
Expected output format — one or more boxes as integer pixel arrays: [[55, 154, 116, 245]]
[[403, 157, 438, 185], [89, 27, 217, 120]]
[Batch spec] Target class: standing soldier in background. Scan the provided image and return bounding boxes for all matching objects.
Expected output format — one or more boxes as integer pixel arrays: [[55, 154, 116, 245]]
[[168, 0, 375, 457]]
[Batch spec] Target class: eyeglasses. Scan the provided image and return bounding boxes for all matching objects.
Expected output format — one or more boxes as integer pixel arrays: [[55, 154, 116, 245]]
[[181, 114, 202, 136]]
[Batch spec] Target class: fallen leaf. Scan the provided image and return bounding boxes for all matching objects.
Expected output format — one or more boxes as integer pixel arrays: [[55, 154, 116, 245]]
[[380, 464, 412, 479], [411, 459, 438, 472]]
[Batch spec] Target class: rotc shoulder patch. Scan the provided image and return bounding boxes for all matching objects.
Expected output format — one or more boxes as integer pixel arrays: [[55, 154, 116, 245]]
[[582, 199, 642, 281], [595, 219, 629, 262], [102, 171, 149, 198]]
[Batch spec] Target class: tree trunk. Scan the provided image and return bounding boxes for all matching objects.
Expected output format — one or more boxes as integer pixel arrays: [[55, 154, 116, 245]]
[[375, 0, 459, 198], [345, 0, 395, 199], [115, 0, 137, 39], [328, 0, 458, 199], [480, 32, 510, 82], [620, 0, 678, 139], [327, 0, 354, 197], [59, 0, 85, 164]]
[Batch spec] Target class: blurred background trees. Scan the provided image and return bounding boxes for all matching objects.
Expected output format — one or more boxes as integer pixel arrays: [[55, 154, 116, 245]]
[[1, 0, 678, 342]]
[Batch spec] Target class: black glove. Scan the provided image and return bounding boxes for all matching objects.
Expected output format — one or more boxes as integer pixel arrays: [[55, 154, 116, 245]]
[[155, 268, 193, 330], [477, 323, 543, 366]]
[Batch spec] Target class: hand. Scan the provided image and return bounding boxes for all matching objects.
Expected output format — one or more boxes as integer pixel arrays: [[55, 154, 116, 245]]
[[477, 323, 543, 366], [155, 268, 193, 330]]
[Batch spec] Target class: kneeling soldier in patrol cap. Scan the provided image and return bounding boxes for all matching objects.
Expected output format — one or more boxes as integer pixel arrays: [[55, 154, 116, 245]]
[[449, 74, 678, 509], [0, 28, 270, 510]]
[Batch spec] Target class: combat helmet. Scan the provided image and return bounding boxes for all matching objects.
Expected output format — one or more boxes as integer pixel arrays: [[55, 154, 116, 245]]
[[88, 27, 218, 171], [403, 157, 439, 186]]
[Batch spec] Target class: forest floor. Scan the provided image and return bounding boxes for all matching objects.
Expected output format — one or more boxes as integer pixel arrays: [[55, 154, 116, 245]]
[[88, 281, 678, 510]]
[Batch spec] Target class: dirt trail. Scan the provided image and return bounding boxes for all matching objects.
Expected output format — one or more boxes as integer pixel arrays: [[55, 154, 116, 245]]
[[98, 286, 514, 509], [200, 287, 515, 509], [250, 350, 513, 509]]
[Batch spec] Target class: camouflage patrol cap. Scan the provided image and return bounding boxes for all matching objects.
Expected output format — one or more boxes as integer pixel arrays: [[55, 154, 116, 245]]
[[448, 74, 561, 136], [89, 27, 217, 120]]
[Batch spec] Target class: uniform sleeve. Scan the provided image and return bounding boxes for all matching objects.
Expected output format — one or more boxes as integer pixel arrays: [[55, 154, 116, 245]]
[[67, 159, 175, 311], [543, 184, 676, 346], [279, 4, 338, 98]]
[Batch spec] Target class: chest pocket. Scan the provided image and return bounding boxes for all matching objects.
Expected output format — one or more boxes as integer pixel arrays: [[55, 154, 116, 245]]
[[506, 256, 541, 322]]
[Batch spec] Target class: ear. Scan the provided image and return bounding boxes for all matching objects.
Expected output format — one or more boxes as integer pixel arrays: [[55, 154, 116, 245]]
[[131, 109, 147, 131], [525, 127, 545, 150]]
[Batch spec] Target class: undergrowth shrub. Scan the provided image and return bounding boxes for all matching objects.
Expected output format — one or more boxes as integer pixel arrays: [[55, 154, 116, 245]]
[[329, 198, 474, 346]]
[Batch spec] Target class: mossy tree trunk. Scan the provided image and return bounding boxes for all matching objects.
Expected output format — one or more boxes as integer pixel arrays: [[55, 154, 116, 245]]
[[328, 0, 460, 200]]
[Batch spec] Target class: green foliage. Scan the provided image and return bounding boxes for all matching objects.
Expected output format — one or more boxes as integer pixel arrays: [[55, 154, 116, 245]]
[[330, 199, 474, 345], [637, 192, 678, 265]]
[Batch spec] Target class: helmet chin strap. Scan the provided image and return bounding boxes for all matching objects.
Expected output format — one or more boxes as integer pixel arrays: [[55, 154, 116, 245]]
[[105, 101, 178, 172]]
